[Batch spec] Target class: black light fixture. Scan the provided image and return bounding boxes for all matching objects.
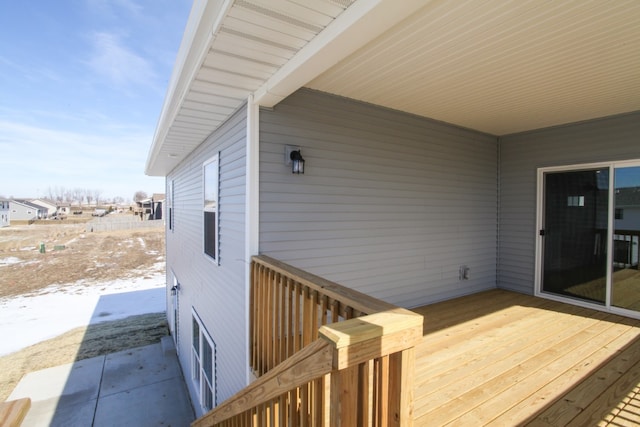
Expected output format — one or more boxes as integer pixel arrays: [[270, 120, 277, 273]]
[[170, 284, 178, 296], [290, 150, 305, 174], [285, 145, 305, 174]]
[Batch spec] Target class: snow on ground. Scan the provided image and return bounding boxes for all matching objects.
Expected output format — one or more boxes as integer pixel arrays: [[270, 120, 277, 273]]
[[0, 257, 23, 267], [0, 272, 167, 356]]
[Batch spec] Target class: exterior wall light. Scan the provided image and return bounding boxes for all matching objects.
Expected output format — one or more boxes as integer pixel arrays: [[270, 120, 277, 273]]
[[170, 285, 178, 296], [285, 145, 305, 174], [290, 150, 305, 174]]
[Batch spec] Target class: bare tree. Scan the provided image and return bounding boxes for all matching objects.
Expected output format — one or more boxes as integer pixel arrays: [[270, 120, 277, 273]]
[[93, 189, 103, 206], [72, 188, 84, 205], [86, 188, 94, 206], [45, 186, 55, 201], [52, 186, 65, 203], [133, 191, 148, 202]]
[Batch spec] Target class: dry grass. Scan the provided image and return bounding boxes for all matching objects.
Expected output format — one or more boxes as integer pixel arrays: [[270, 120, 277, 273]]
[[0, 222, 168, 401], [0, 223, 164, 298]]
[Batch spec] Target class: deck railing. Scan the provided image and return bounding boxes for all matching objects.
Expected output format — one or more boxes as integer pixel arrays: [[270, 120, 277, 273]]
[[0, 398, 31, 427], [193, 255, 423, 427], [250, 255, 397, 376]]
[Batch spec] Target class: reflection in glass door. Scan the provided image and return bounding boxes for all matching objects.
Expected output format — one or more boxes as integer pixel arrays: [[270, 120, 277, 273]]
[[612, 166, 640, 312], [541, 168, 610, 305]]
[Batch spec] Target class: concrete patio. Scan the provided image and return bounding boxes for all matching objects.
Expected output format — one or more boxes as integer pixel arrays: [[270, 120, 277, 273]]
[[8, 337, 194, 426]]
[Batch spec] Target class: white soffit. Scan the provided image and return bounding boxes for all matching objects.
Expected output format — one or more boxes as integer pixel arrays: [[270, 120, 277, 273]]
[[148, 0, 640, 176], [308, 0, 640, 136], [146, 0, 358, 176]]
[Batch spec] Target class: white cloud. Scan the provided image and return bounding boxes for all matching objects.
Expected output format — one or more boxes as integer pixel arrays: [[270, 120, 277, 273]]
[[0, 120, 163, 199], [85, 31, 157, 91]]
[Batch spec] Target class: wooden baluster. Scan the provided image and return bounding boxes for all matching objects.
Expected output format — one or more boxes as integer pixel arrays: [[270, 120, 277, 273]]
[[260, 266, 268, 375], [359, 361, 370, 426], [294, 282, 302, 353], [320, 294, 328, 328], [301, 382, 309, 427], [302, 286, 312, 347], [311, 290, 319, 341], [373, 355, 390, 427], [387, 349, 415, 427], [271, 271, 278, 370], [312, 377, 323, 427], [278, 393, 286, 427], [330, 365, 360, 427], [290, 388, 299, 427], [286, 278, 293, 359], [255, 265, 263, 374], [279, 274, 286, 365], [249, 262, 256, 373], [331, 299, 339, 324]]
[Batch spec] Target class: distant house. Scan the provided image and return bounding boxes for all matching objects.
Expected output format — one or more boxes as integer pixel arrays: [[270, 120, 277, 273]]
[[613, 187, 640, 268], [29, 199, 57, 219], [57, 203, 71, 216], [0, 198, 9, 227], [151, 193, 164, 220], [136, 194, 165, 220], [10, 200, 42, 222]]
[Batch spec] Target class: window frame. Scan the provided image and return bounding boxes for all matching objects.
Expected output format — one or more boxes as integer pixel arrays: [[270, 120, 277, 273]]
[[203, 154, 220, 264], [191, 310, 216, 412], [168, 180, 174, 232]]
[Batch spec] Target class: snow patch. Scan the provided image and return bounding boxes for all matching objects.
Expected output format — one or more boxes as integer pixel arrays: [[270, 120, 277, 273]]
[[0, 257, 22, 267], [0, 273, 167, 356]]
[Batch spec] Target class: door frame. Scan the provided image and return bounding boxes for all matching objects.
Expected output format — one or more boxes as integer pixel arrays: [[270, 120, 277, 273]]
[[535, 159, 640, 319]]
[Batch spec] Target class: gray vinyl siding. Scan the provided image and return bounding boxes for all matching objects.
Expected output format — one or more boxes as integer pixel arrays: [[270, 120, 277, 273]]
[[166, 105, 247, 415], [259, 89, 498, 308], [498, 112, 640, 294]]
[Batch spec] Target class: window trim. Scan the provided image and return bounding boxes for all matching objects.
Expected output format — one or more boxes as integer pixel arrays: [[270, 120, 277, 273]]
[[191, 309, 216, 412], [203, 153, 220, 264], [168, 180, 174, 231]]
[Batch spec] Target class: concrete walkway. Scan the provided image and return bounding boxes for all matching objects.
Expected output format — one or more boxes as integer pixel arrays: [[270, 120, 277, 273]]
[[9, 337, 194, 426]]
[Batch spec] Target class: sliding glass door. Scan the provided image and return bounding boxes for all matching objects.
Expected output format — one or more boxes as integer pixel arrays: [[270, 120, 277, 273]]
[[611, 166, 640, 311], [538, 162, 640, 316]]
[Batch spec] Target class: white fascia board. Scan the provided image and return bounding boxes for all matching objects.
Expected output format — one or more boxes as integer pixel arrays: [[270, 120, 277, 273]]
[[146, 0, 234, 176], [253, 0, 428, 107]]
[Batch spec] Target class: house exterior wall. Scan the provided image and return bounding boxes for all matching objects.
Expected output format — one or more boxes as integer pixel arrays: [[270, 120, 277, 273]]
[[498, 112, 640, 295], [30, 199, 57, 218], [9, 201, 39, 221], [259, 89, 498, 308], [166, 105, 248, 415], [0, 200, 9, 227]]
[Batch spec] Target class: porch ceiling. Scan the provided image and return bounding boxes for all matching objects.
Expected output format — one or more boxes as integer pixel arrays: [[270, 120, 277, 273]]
[[146, 0, 640, 176]]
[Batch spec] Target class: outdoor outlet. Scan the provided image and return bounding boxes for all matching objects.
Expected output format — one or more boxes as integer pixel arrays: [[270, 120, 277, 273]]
[[459, 265, 470, 281]]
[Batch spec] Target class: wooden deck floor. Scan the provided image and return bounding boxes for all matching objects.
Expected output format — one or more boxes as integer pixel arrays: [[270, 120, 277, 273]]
[[411, 290, 640, 426]]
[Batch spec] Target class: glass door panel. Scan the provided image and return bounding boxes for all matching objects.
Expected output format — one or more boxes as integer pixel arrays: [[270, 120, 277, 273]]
[[611, 166, 640, 312], [542, 168, 610, 304]]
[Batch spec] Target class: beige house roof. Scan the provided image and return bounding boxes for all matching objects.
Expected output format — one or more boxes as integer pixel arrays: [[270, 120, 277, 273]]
[[147, 0, 640, 176]]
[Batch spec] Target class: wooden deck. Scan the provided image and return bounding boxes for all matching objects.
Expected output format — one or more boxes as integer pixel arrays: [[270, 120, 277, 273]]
[[412, 290, 640, 426]]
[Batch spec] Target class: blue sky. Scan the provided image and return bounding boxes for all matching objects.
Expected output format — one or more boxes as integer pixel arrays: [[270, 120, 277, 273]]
[[0, 0, 192, 201]]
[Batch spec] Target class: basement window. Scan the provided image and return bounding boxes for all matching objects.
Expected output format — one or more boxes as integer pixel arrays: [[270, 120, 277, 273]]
[[192, 310, 216, 412]]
